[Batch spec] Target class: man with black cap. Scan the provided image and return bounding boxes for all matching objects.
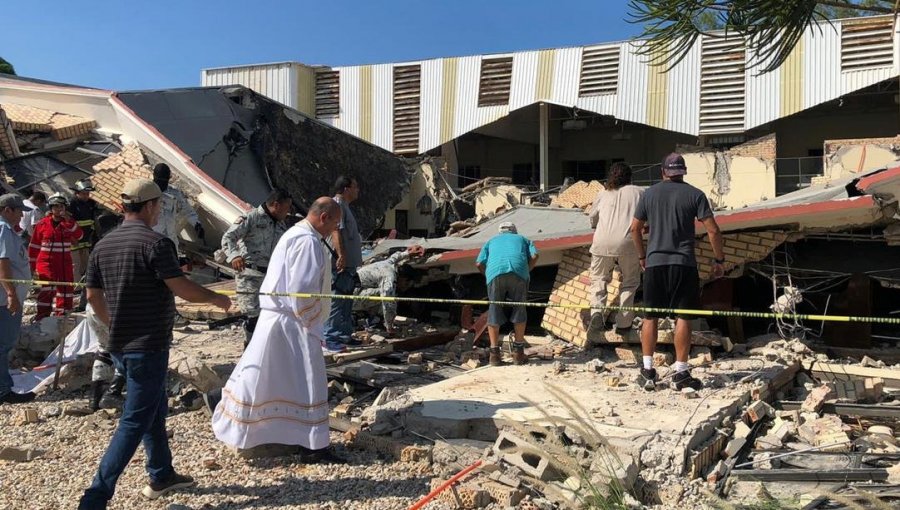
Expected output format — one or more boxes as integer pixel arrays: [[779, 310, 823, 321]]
[[630, 153, 725, 392], [78, 178, 230, 509], [151, 163, 203, 260], [0, 193, 36, 404]]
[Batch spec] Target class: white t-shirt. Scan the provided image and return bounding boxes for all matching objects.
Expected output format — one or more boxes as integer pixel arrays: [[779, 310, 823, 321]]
[[588, 184, 644, 257]]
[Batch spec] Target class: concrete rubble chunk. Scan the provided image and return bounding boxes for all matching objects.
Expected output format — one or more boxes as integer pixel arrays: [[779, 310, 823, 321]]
[[723, 437, 747, 458], [734, 421, 752, 439], [800, 383, 835, 412], [584, 359, 606, 372], [707, 459, 727, 483], [407, 352, 424, 365], [433, 438, 492, 468], [492, 432, 556, 481], [0, 445, 40, 462], [746, 400, 773, 423]]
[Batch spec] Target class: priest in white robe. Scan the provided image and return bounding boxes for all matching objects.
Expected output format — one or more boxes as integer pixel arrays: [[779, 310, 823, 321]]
[[212, 197, 342, 456]]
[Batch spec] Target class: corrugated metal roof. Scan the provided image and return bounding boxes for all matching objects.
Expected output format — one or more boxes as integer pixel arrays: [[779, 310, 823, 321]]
[[201, 63, 298, 109]]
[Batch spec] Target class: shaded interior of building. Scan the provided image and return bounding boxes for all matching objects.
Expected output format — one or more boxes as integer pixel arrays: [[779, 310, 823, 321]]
[[427, 79, 899, 194]]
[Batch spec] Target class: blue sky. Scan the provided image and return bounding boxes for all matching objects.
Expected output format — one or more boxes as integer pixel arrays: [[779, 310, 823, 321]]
[[1, 0, 642, 91]]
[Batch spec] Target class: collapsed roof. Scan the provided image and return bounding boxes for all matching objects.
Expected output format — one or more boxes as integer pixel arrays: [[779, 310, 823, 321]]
[[0, 75, 412, 240]]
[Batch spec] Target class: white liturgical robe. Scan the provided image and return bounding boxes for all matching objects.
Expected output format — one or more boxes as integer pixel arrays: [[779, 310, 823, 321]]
[[212, 220, 332, 450]]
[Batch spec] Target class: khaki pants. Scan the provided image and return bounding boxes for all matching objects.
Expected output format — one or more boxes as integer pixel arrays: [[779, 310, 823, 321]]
[[72, 248, 90, 284], [589, 249, 641, 329]]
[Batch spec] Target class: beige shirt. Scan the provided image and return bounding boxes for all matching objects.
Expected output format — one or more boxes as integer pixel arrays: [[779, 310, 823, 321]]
[[588, 184, 644, 256]]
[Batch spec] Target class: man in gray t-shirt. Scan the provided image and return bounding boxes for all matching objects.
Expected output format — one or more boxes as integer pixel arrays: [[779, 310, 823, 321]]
[[324, 175, 363, 350], [631, 153, 725, 392]]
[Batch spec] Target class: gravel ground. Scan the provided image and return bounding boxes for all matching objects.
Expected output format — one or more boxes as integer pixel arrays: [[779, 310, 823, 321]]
[[0, 325, 449, 510]]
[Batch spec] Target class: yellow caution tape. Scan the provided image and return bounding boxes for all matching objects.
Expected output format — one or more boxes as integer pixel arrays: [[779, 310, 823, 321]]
[[4, 277, 900, 324]]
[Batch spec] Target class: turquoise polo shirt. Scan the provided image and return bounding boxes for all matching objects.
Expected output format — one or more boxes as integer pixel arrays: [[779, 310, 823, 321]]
[[476, 232, 538, 285]]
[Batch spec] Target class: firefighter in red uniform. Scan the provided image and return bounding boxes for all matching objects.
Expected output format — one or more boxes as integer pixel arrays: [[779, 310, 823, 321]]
[[28, 193, 82, 320]]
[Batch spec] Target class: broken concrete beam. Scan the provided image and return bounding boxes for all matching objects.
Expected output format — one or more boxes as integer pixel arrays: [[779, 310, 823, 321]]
[[492, 432, 556, 481], [746, 400, 773, 423], [801, 384, 836, 413]]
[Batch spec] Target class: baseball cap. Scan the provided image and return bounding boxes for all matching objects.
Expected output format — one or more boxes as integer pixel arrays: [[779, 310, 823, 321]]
[[498, 221, 517, 233], [121, 178, 162, 204], [0, 193, 32, 211], [662, 153, 687, 176]]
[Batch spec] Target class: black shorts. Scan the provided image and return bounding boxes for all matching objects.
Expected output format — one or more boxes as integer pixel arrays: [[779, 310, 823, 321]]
[[487, 273, 528, 326], [642, 265, 700, 319]]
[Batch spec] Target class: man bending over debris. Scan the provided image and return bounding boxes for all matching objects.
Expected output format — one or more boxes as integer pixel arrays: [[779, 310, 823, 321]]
[[221, 188, 292, 348], [212, 197, 342, 462], [78, 179, 230, 509], [356, 244, 424, 334], [476, 222, 538, 366], [630, 153, 725, 392], [587, 162, 643, 337]]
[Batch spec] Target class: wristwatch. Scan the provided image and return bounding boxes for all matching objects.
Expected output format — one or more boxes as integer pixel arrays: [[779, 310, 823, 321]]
[[714, 258, 725, 264]]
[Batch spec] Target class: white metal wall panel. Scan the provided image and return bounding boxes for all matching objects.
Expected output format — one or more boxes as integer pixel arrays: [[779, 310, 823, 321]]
[[419, 59, 444, 153], [803, 24, 840, 110], [895, 15, 900, 75], [453, 55, 508, 140], [840, 18, 897, 95], [615, 42, 650, 127], [550, 47, 581, 106], [336, 66, 360, 137], [510, 51, 539, 110], [371, 64, 394, 151], [744, 48, 780, 130], [201, 64, 297, 108], [575, 43, 620, 118], [666, 41, 700, 135]]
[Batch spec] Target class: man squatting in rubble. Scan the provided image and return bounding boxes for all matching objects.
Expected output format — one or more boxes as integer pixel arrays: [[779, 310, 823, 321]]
[[587, 162, 643, 337], [355, 244, 425, 334], [630, 153, 725, 392], [151, 163, 204, 266], [221, 189, 292, 348], [212, 197, 343, 463], [78, 178, 231, 508], [476, 222, 538, 366]]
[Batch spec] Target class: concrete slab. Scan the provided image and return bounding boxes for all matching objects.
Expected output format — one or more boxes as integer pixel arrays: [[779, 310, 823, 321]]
[[403, 357, 794, 466]]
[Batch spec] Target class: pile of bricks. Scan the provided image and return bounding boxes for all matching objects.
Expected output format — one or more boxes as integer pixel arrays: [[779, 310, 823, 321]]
[[0, 102, 96, 140], [541, 232, 788, 346], [550, 180, 604, 209], [0, 107, 21, 159], [90, 143, 152, 211]]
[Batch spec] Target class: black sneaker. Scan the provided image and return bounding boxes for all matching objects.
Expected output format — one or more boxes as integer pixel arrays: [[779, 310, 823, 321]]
[[587, 313, 606, 334], [614, 326, 633, 336], [672, 370, 703, 391], [639, 368, 657, 391], [141, 472, 195, 500], [298, 446, 346, 464], [1, 391, 36, 404]]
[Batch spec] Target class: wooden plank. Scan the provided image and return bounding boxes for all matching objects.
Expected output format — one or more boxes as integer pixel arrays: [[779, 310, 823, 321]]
[[327, 345, 394, 366], [388, 329, 458, 352]]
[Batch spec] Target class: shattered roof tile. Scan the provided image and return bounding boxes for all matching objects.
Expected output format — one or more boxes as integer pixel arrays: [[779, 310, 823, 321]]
[[91, 143, 152, 211], [0, 102, 97, 140], [0, 107, 21, 160], [551, 180, 604, 209]]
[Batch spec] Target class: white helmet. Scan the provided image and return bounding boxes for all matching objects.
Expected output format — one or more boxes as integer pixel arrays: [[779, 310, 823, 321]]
[[47, 193, 68, 206]]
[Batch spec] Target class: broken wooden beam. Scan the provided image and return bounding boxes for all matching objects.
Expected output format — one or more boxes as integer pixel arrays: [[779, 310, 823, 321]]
[[327, 345, 394, 366], [805, 361, 900, 389], [778, 401, 900, 419], [388, 329, 458, 352], [730, 468, 889, 482]]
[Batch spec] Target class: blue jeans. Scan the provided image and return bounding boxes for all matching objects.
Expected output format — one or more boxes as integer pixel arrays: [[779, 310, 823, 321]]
[[323, 268, 358, 344], [0, 306, 23, 398], [79, 351, 173, 509]]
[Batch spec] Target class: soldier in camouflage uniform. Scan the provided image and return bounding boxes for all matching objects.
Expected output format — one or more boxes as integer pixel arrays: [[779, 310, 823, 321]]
[[356, 245, 424, 334], [221, 189, 292, 347]]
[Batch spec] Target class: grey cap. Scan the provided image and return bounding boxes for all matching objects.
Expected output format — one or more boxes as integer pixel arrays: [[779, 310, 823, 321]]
[[498, 221, 517, 233], [0, 193, 31, 211], [121, 178, 162, 204]]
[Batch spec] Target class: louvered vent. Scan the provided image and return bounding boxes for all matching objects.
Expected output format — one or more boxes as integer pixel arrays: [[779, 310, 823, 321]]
[[699, 36, 746, 134], [478, 57, 513, 107], [315, 69, 339, 118], [393, 65, 421, 155], [579, 46, 620, 96], [841, 17, 894, 71]]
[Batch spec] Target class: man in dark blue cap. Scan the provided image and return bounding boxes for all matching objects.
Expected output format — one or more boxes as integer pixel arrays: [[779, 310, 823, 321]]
[[630, 153, 725, 392]]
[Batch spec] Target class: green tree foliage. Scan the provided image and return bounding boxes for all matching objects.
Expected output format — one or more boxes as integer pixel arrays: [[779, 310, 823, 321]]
[[628, 0, 896, 73], [0, 57, 15, 75]]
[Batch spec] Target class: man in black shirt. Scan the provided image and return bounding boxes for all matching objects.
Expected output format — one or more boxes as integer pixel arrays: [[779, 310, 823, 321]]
[[78, 179, 230, 509], [631, 153, 725, 392]]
